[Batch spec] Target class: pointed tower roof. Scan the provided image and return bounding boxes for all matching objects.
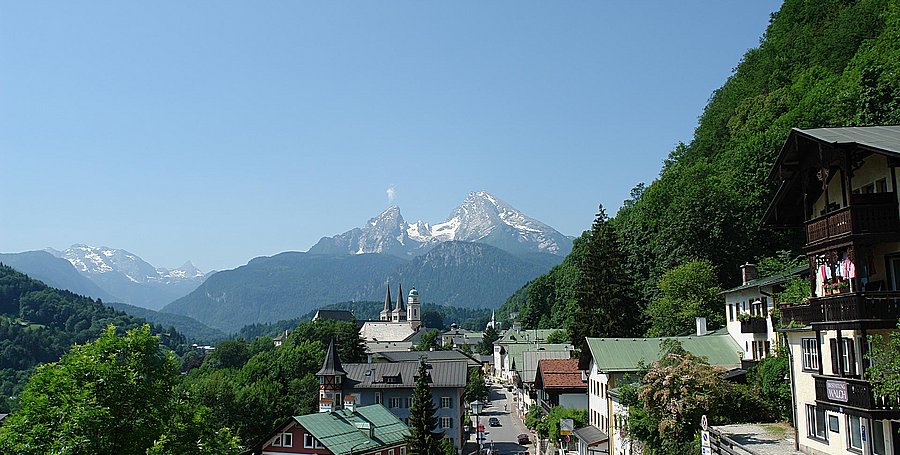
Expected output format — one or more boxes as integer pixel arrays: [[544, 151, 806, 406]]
[[395, 283, 405, 312], [316, 338, 346, 377], [383, 285, 393, 313]]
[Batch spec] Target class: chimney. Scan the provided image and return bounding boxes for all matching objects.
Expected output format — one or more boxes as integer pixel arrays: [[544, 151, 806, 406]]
[[740, 263, 757, 285], [354, 421, 373, 439], [344, 395, 356, 412], [696, 317, 708, 336]]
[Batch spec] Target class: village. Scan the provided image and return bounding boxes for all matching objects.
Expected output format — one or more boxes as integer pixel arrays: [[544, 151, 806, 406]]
[[245, 126, 900, 455]]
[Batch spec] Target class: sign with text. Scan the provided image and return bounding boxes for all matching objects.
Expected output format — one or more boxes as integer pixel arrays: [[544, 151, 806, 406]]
[[560, 418, 574, 436], [826, 380, 849, 402]]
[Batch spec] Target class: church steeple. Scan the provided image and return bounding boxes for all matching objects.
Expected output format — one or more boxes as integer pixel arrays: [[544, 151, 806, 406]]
[[392, 283, 406, 322], [317, 338, 346, 412], [380, 285, 392, 321]]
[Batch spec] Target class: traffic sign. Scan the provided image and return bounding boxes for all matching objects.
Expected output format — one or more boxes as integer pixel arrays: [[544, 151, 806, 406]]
[[701, 414, 708, 431], [560, 418, 574, 436], [701, 430, 710, 448]]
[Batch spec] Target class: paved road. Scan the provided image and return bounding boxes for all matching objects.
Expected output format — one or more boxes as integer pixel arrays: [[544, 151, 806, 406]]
[[469, 383, 532, 455]]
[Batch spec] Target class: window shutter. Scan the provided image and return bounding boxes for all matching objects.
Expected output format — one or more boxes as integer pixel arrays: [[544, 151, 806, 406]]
[[847, 339, 857, 376], [830, 339, 839, 375]]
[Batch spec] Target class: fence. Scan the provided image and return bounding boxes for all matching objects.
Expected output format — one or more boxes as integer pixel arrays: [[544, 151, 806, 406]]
[[707, 427, 761, 455]]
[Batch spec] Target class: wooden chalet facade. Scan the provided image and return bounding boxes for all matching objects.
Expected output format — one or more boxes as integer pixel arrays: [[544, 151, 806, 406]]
[[763, 126, 900, 454]]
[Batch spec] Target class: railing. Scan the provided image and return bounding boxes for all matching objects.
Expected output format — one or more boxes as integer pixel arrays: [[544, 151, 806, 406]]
[[805, 193, 900, 247], [779, 291, 900, 326], [740, 318, 768, 333], [814, 375, 900, 412]]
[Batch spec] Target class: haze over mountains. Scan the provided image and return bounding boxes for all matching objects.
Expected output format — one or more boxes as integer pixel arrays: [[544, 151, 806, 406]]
[[2, 191, 573, 334]]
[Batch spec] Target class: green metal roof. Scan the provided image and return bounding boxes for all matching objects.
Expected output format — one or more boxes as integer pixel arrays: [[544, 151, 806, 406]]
[[294, 404, 408, 455], [720, 264, 807, 294], [498, 328, 559, 344], [505, 343, 573, 374], [584, 333, 742, 373]]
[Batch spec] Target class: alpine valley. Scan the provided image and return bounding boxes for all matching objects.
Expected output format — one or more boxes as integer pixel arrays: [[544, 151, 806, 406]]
[[162, 191, 573, 333]]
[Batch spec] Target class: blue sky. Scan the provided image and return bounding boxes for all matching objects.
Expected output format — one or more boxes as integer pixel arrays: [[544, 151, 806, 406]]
[[0, 1, 782, 270]]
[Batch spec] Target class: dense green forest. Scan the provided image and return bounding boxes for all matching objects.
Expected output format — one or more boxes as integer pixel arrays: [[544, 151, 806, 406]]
[[106, 300, 227, 344], [0, 263, 192, 412], [499, 0, 900, 337], [236, 300, 492, 340]]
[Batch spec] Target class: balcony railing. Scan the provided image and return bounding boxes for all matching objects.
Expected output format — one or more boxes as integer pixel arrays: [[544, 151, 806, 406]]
[[779, 291, 900, 326], [740, 318, 768, 333], [805, 192, 900, 247], [814, 375, 900, 412]]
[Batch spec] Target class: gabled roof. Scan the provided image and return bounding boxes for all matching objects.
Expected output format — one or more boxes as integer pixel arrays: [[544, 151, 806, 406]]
[[505, 343, 573, 376], [573, 425, 608, 446], [317, 339, 347, 377], [720, 264, 808, 294], [359, 321, 416, 343], [294, 404, 408, 455], [374, 349, 481, 367], [763, 126, 900, 228], [521, 350, 571, 384], [313, 309, 355, 322], [343, 360, 468, 388], [583, 333, 741, 373], [498, 329, 559, 345], [537, 358, 586, 390]]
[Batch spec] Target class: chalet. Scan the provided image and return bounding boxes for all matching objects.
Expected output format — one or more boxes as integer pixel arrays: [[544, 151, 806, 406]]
[[722, 263, 808, 363], [534, 358, 587, 411], [519, 349, 573, 413], [316, 340, 467, 451], [245, 404, 408, 455], [579, 332, 742, 455], [762, 126, 900, 455]]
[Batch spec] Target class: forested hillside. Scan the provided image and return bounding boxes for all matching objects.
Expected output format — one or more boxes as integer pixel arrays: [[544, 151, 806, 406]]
[[500, 0, 900, 335], [0, 264, 191, 412]]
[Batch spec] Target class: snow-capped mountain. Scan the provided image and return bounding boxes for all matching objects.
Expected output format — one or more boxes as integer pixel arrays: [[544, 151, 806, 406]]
[[46, 245, 205, 284], [309, 191, 573, 258], [44, 245, 209, 310]]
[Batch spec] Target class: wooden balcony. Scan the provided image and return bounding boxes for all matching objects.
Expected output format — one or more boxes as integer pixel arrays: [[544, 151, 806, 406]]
[[814, 375, 900, 416], [805, 192, 900, 248], [740, 318, 768, 333], [779, 291, 900, 327]]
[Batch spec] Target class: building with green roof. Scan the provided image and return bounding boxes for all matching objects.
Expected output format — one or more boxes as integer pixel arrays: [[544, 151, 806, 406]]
[[245, 404, 408, 455]]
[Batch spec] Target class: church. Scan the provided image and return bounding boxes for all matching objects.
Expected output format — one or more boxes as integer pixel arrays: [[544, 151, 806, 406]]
[[358, 284, 423, 345]]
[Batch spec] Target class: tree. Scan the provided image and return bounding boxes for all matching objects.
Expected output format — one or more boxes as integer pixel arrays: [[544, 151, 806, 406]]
[[546, 329, 569, 344], [421, 308, 446, 330], [622, 341, 731, 454], [413, 329, 441, 351], [866, 323, 900, 402], [464, 368, 489, 404], [406, 359, 441, 454], [569, 206, 641, 349], [0, 325, 240, 455], [646, 260, 723, 337], [477, 325, 501, 355]]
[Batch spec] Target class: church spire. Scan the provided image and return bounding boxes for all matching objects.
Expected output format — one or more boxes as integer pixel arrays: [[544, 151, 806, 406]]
[[380, 284, 392, 321], [396, 283, 405, 312]]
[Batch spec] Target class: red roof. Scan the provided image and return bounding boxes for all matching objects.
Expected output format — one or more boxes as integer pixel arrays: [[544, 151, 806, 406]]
[[538, 359, 586, 390]]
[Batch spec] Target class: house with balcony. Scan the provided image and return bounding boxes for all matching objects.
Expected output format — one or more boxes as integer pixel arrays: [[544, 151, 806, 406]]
[[534, 358, 587, 411], [722, 263, 808, 364], [762, 126, 900, 455]]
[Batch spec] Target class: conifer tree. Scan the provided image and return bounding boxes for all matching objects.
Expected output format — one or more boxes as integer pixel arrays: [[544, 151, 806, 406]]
[[569, 206, 640, 350], [405, 358, 441, 454]]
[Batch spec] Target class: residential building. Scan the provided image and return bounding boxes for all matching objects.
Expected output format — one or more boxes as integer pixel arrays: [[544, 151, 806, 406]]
[[722, 263, 808, 363], [579, 332, 742, 455], [316, 340, 467, 451], [520, 350, 573, 412], [534, 358, 588, 411], [372, 349, 481, 369], [440, 325, 483, 351], [763, 126, 900, 455], [491, 328, 562, 380], [245, 404, 408, 455]]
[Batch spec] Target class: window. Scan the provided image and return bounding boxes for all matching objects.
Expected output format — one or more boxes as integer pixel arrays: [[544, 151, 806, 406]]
[[830, 337, 858, 376], [273, 432, 293, 447], [873, 420, 886, 455], [389, 449, 395, 455], [440, 396, 452, 408], [802, 338, 819, 371], [806, 405, 828, 442], [390, 397, 403, 408], [375, 392, 382, 404], [400, 448, 407, 455], [728, 304, 734, 321], [847, 415, 863, 452], [304, 433, 315, 448], [440, 417, 452, 429]]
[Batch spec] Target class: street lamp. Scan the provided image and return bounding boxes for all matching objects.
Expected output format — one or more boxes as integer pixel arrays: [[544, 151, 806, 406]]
[[470, 400, 484, 454]]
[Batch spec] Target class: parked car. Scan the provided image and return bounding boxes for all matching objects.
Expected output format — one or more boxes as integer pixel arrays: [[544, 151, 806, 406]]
[[517, 433, 530, 445], [488, 417, 501, 427]]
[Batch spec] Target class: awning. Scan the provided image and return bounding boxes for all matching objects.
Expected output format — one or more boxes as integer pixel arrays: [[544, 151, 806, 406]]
[[573, 425, 609, 446]]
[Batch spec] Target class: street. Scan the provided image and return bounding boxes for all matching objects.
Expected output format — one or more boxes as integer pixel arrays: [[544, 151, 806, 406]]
[[470, 383, 532, 455]]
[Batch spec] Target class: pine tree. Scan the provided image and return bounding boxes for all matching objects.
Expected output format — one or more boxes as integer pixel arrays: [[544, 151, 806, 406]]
[[405, 358, 441, 454], [569, 206, 641, 350]]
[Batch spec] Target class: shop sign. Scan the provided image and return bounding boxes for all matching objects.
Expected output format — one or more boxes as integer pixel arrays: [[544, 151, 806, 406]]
[[826, 380, 848, 402]]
